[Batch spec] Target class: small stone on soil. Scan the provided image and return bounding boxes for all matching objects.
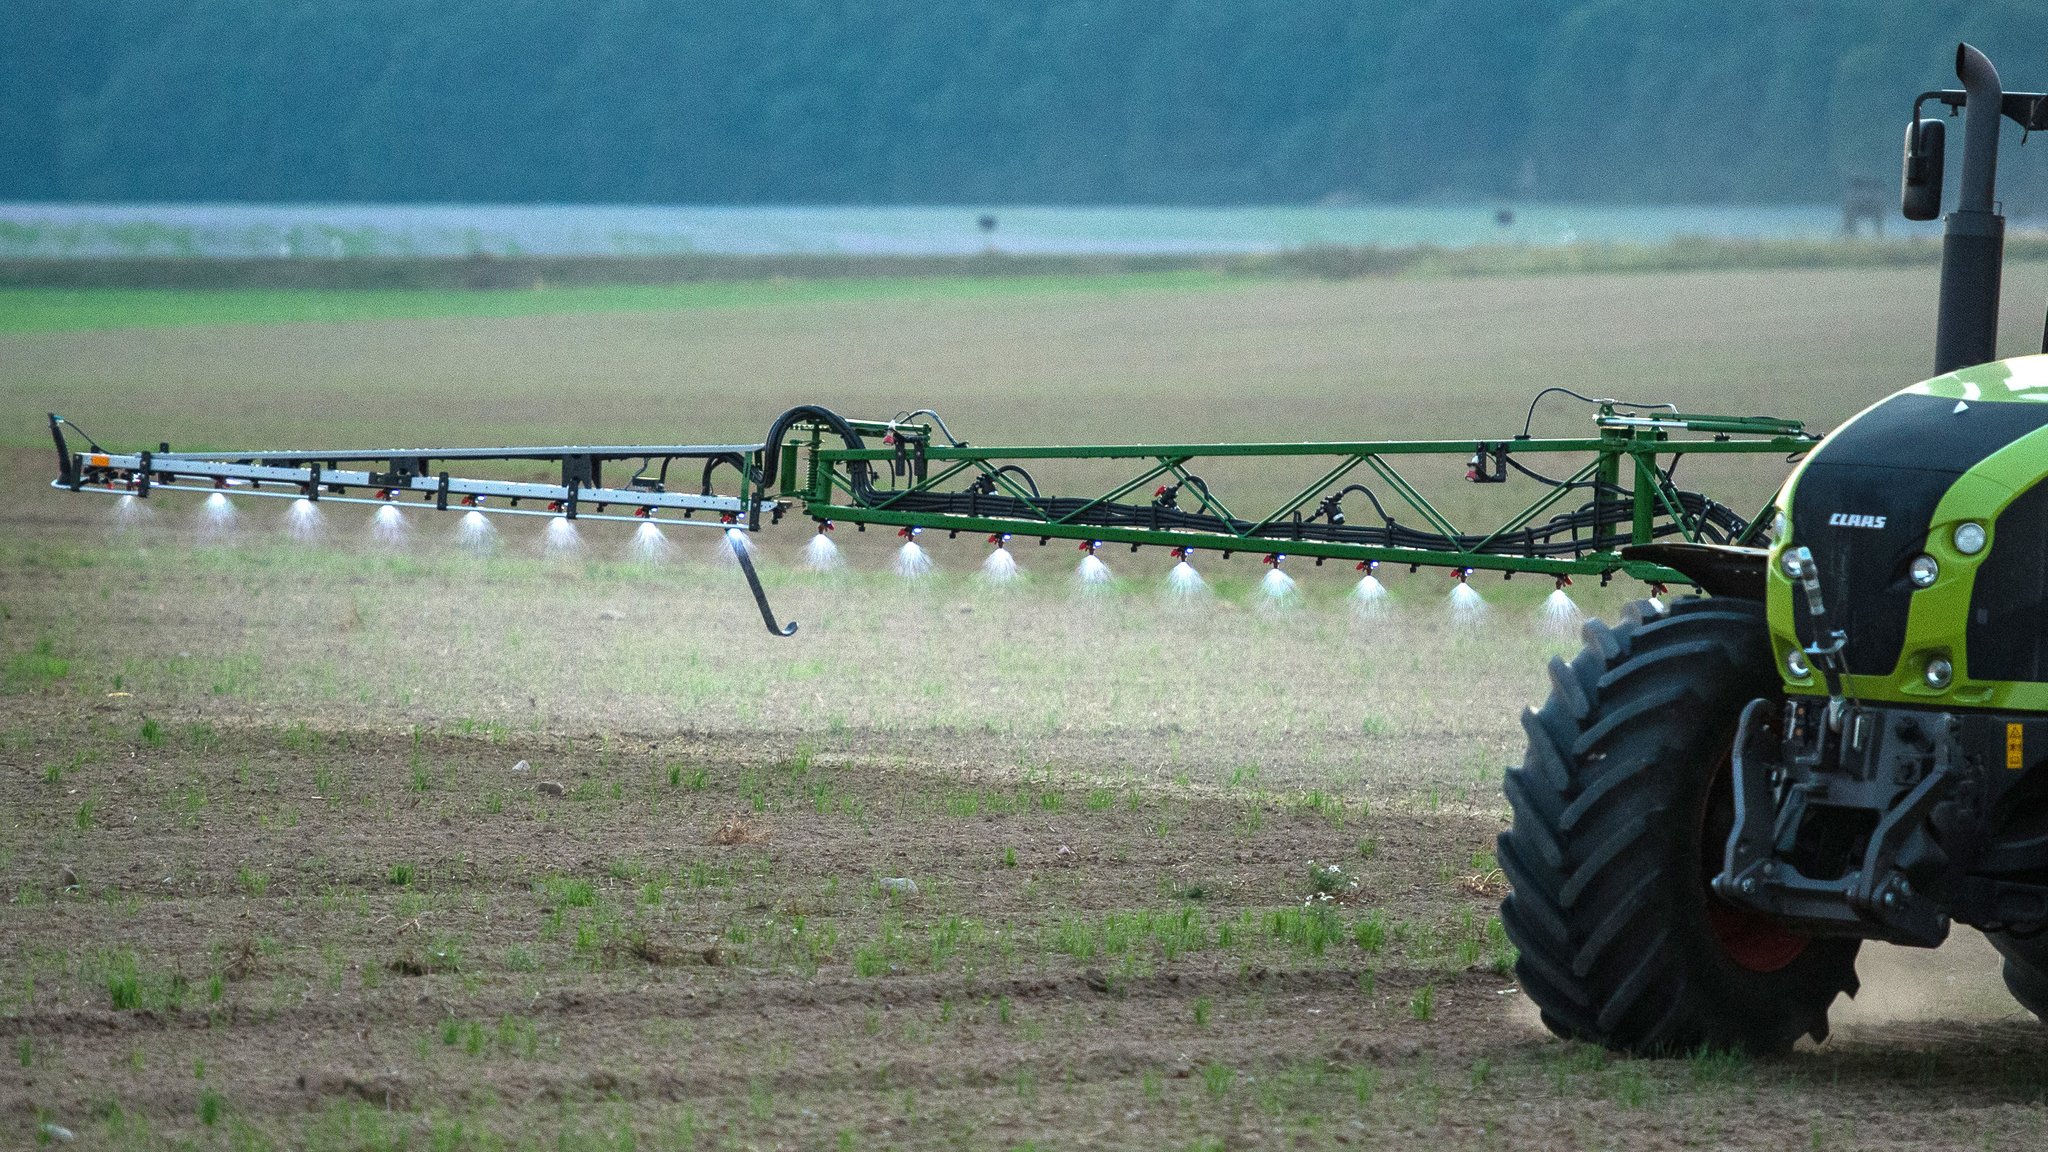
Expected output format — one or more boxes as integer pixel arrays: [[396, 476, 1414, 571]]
[[38, 1123, 75, 1143], [58, 865, 77, 890], [510, 759, 530, 773], [879, 877, 918, 898], [537, 780, 566, 797], [598, 608, 624, 621]]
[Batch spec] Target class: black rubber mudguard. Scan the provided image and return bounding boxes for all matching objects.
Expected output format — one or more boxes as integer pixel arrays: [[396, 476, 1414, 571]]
[[1622, 542, 1767, 600]]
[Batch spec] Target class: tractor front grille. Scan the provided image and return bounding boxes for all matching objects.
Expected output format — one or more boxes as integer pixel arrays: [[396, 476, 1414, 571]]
[[1969, 481, 2048, 682], [1788, 392, 2048, 678]]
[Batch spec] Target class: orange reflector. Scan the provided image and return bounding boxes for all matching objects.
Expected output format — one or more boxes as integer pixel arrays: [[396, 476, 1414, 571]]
[[89, 453, 110, 467]]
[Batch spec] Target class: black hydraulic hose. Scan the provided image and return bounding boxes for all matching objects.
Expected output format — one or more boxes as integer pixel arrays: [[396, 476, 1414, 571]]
[[1518, 386, 1674, 438], [989, 464, 1042, 499], [1504, 456, 1572, 488], [876, 486, 1746, 557], [756, 404, 877, 503], [1321, 484, 1397, 526], [894, 409, 965, 447], [700, 452, 747, 496]]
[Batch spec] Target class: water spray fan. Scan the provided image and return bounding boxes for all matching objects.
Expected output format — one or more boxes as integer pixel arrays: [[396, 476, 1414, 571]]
[[48, 395, 1816, 636]]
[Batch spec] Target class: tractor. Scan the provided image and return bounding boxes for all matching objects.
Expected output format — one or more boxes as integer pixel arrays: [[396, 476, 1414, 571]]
[[1497, 43, 2048, 1053], [42, 40, 2048, 1060]]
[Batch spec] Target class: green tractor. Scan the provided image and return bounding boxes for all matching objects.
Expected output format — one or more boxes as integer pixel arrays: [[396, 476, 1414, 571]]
[[1498, 43, 2048, 1053]]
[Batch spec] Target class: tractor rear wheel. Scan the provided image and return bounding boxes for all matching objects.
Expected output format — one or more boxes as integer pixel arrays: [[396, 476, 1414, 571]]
[[1497, 596, 1861, 1054], [1988, 931, 2048, 1020]]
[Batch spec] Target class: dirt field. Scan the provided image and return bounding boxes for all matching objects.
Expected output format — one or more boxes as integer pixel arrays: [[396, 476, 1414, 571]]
[[6, 267, 2048, 1148]]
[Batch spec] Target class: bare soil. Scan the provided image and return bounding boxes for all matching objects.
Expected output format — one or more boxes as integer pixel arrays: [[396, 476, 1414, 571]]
[[7, 267, 2048, 1148], [2, 711, 2046, 1149]]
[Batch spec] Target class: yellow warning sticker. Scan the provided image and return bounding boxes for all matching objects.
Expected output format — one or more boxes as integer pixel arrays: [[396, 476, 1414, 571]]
[[2008, 723, 2025, 770]]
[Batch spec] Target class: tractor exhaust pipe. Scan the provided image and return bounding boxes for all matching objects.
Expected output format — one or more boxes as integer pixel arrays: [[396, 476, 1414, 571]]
[[1935, 43, 2006, 376]]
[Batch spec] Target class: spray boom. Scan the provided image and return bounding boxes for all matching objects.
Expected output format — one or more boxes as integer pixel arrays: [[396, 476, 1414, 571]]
[[50, 401, 1814, 635]]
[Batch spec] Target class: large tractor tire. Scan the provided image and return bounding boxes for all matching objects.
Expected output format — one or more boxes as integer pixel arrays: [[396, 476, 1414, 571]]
[[1497, 596, 1861, 1054], [1987, 932, 2048, 1020]]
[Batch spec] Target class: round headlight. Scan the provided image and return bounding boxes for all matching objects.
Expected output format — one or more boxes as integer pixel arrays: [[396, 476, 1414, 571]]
[[1909, 554, 1940, 588], [1771, 511, 1789, 542], [1786, 648, 1811, 678], [1955, 522, 1988, 555], [1925, 656, 1955, 689]]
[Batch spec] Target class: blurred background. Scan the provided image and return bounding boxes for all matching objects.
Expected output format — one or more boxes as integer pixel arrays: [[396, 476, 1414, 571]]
[[5, 2, 2048, 257]]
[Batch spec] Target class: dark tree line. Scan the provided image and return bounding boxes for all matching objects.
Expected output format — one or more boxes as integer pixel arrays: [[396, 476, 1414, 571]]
[[8, 1, 2048, 206]]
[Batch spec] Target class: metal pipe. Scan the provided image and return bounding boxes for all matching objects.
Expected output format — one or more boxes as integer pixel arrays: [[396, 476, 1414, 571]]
[[1956, 43, 2002, 213], [1936, 42, 2006, 375]]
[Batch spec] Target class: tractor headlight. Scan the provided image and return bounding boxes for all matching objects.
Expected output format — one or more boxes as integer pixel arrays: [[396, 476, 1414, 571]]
[[1925, 656, 1955, 689], [1785, 648, 1811, 678], [1955, 522, 1987, 555], [1909, 554, 1940, 588], [1771, 511, 1788, 542]]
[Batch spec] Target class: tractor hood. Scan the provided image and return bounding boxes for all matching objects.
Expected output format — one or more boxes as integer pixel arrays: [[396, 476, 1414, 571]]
[[1771, 355, 2048, 704]]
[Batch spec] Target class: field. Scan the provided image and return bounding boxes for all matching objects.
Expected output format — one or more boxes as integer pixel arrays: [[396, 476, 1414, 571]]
[[6, 262, 2048, 1148]]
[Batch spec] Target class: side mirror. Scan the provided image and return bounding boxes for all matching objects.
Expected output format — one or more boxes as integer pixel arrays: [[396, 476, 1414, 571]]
[[1902, 117, 1946, 221]]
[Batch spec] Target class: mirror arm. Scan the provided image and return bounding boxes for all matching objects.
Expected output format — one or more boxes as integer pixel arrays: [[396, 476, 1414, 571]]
[[1915, 88, 2048, 131]]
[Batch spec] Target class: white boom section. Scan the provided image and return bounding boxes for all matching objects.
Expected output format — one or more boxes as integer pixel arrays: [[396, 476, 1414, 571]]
[[57, 451, 751, 526]]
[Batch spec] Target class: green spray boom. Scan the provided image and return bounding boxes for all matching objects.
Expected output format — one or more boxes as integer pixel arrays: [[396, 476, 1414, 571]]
[[49, 398, 1815, 634]]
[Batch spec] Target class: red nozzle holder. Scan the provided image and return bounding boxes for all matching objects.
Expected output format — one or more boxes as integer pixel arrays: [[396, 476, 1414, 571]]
[[1453, 567, 1472, 582], [214, 477, 231, 490], [719, 512, 737, 525], [987, 533, 1011, 545], [898, 526, 919, 539], [1356, 559, 1380, 573], [545, 500, 563, 513], [1170, 546, 1191, 560], [1555, 575, 1573, 589], [378, 488, 398, 502], [633, 505, 652, 518], [1649, 581, 1669, 597], [1078, 540, 1099, 553], [817, 520, 835, 534], [1262, 553, 1282, 567]]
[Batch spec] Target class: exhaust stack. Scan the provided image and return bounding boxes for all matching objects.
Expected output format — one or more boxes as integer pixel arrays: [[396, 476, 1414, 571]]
[[1933, 43, 2006, 376]]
